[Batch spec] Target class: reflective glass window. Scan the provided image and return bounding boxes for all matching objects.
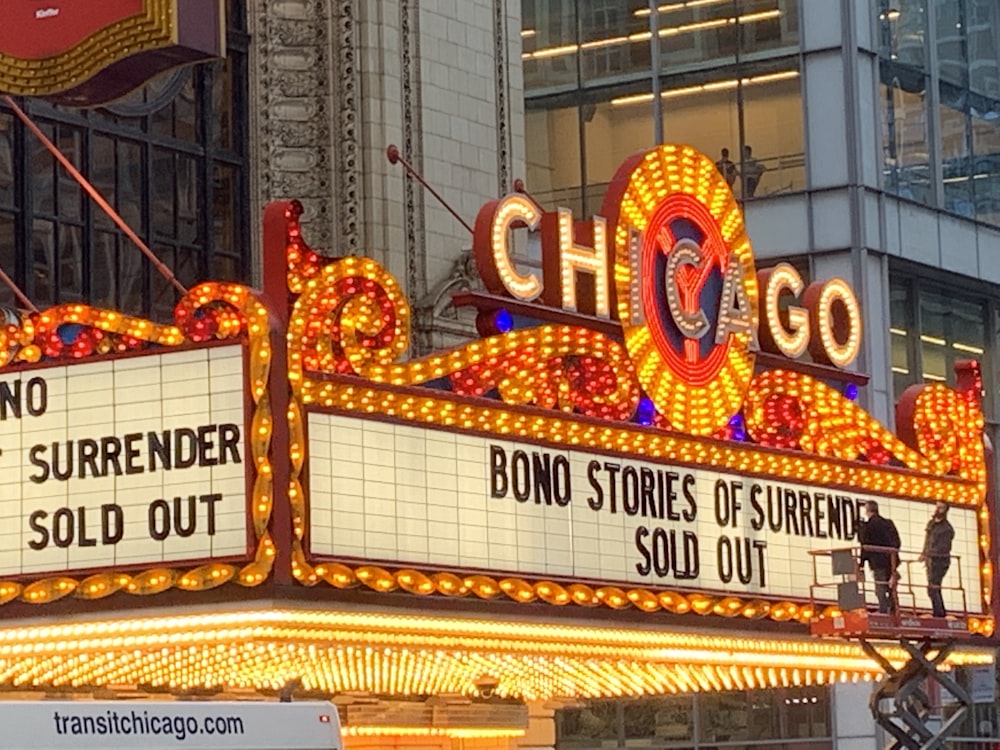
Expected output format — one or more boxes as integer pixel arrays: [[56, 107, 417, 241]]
[[968, 0, 1000, 97], [971, 100, 1000, 225], [523, 0, 804, 206], [556, 689, 833, 750], [0, 5, 248, 319], [880, 71, 933, 204], [940, 82, 974, 217], [936, 0, 969, 87], [890, 274, 988, 404], [877, 0, 928, 71]]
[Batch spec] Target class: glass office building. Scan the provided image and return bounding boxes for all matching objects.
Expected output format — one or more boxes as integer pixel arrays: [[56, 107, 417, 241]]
[[522, 1, 1000, 747], [523, 0, 1000, 429]]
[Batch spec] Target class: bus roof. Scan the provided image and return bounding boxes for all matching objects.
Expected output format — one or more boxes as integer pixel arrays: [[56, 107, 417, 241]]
[[0, 701, 342, 750]]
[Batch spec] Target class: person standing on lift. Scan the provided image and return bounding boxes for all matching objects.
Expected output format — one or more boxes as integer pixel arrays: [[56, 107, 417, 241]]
[[858, 500, 901, 614], [920, 502, 954, 618]]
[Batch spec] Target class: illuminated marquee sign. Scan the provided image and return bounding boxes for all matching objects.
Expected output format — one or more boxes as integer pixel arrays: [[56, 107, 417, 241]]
[[273, 144, 990, 631], [473, 149, 862, 436], [0, 283, 274, 605], [308, 412, 978, 609], [0, 0, 225, 106], [0, 345, 247, 576]]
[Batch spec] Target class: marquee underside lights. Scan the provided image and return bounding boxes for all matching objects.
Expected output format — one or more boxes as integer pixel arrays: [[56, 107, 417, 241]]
[[0, 609, 988, 701], [274, 138, 992, 625], [0, 282, 275, 605]]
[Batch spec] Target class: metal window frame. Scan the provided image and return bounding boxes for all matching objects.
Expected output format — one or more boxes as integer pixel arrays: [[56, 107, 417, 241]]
[[0, 12, 250, 318]]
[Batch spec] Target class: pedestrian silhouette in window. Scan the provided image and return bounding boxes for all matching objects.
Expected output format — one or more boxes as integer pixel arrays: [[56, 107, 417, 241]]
[[742, 145, 766, 197], [715, 148, 737, 187]]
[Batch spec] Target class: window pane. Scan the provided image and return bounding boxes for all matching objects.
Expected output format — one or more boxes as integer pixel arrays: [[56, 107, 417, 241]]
[[936, 0, 969, 87], [176, 72, 199, 143], [31, 219, 54, 307], [521, 0, 579, 94], [919, 287, 986, 385], [211, 59, 235, 151], [557, 701, 618, 747], [968, 0, 1000, 97], [878, 0, 928, 70], [212, 163, 238, 254], [213, 253, 240, 282], [940, 83, 973, 217], [118, 140, 143, 230], [648, 0, 799, 82], [177, 155, 201, 246], [31, 122, 55, 215], [623, 695, 692, 745], [118, 244, 143, 313], [175, 245, 200, 290], [525, 106, 582, 213], [578, 0, 648, 89], [700, 692, 749, 743], [58, 224, 82, 297], [92, 135, 116, 230], [741, 0, 800, 56], [152, 149, 176, 239], [880, 72, 932, 203], [92, 231, 117, 309], [583, 99, 648, 209], [56, 126, 82, 221], [151, 96, 175, 139], [227, 0, 245, 31], [0, 114, 12, 208], [151, 245, 177, 321], [741, 72, 806, 197], [0, 213, 15, 308], [890, 279, 915, 399], [972, 101, 1000, 225], [784, 689, 830, 738]]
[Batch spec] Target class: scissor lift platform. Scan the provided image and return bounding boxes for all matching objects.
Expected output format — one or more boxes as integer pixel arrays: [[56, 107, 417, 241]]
[[808, 545, 986, 750], [810, 610, 973, 640]]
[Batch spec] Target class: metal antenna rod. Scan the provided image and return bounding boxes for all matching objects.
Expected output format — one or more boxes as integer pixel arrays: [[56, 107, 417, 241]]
[[3, 95, 188, 297], [0, 264, 38, 313], [386, 144, 474, 235]]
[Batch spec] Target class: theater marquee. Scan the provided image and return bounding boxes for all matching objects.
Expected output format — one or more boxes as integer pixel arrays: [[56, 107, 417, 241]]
[[282, 144, 993, 634], [0, 285, 274, 604], [0, 345, 247, 576], [307, 413, 978, 610]]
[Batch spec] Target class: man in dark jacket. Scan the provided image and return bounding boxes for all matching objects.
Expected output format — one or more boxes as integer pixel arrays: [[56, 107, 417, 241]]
[[920, 502, 954, 617], [858, 500, 901, 613]]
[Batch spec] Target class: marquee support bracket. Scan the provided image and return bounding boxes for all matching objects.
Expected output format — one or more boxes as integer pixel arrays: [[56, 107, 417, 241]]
[[859, 638, 972, 750]]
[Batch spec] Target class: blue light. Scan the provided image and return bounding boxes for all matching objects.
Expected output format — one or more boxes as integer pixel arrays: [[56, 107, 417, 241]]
[[58, 323, 83, 344], [494, 308, 514, 333], [637, 397, 656, 426], [728, 413, 747, 441], [844, 383, 859, 401]]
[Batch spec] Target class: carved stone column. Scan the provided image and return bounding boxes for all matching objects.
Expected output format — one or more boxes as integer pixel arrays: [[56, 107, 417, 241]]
[[250, 0, 335, 248]]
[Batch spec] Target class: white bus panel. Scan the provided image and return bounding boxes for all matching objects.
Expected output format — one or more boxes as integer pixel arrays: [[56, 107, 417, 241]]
[[0, 701, 342, 750]]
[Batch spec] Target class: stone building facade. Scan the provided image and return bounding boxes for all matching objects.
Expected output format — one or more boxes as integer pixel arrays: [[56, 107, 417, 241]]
[[249, 0, 524, 352]]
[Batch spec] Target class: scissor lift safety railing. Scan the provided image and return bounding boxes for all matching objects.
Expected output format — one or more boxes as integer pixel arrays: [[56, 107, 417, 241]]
[[808, 546, 979, 750]]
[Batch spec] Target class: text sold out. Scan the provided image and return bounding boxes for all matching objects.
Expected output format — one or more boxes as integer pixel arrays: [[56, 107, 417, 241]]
[[27, 494, 223, 550]]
